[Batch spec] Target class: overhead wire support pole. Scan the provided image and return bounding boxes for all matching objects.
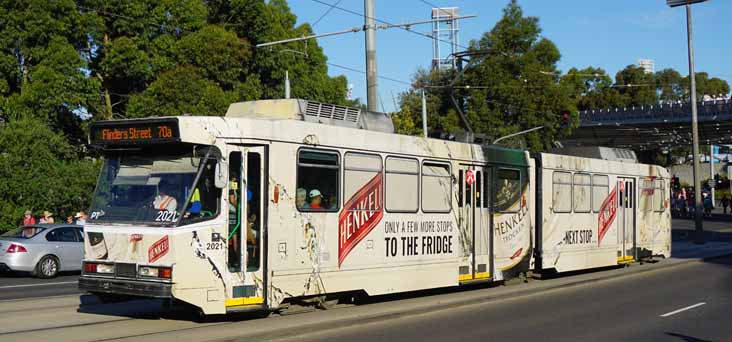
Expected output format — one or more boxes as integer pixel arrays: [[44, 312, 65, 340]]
[[364, 0, 378, 112], [685, 3, 704, 244]]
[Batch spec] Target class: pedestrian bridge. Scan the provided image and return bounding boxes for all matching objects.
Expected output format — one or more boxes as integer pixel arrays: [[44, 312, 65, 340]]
[[564, 99, 732, 150]]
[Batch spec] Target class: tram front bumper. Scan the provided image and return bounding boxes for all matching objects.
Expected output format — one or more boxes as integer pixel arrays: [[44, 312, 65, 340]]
[[79, 276, 172, 298]]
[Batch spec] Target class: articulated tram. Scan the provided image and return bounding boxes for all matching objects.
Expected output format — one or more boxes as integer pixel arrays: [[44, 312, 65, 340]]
[[79, 99, 671, 315]]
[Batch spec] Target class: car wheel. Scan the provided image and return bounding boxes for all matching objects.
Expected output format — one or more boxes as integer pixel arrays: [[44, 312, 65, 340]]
[[36, 255, 59, 279]]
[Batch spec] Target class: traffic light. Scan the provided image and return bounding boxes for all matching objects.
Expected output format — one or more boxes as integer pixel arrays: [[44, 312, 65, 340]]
[[560, 110, 570, 128], [671, 176, 680, 190]]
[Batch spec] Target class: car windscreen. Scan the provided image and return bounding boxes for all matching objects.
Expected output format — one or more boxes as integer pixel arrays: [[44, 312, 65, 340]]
[[1, 226, 47, 239]]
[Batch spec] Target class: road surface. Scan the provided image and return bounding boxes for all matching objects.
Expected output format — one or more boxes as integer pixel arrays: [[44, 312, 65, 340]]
[[273, 255, 732, 342]]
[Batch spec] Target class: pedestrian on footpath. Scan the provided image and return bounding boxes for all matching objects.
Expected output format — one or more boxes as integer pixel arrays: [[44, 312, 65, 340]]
[[75, 211, 88, 225], [722, 195, 730, 214], [40, 211, 55, 224], [22, 210, 36, 226]]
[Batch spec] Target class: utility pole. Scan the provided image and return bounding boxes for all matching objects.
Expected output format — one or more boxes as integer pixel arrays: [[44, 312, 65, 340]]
[[364, 0, 378, 112], [686, 3, 704, 243], [285, 70, 291, 99], [422, 89, 428, 138]]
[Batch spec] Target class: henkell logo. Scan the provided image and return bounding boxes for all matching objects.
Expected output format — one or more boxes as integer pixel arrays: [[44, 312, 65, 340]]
[[598, 186, 618, 246], [338, 173, 384, 268], [148, 235, 170, 263]]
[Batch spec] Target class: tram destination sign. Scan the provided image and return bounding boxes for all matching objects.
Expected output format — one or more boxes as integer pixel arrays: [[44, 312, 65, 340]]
[[90, 119, 180, 145]]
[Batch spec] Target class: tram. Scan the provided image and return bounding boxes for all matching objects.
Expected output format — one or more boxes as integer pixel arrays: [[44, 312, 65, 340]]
[[78, 99, 671, 315]]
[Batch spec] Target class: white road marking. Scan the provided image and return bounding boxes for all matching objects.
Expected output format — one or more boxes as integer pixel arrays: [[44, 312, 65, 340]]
[[0, 281, 77, 289], [660, 302, 706, 317]]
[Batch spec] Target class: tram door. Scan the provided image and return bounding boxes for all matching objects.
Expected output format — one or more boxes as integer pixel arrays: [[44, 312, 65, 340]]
[[617, 178, 636, 262], [225, 145, 266, 308], [458, 166, 491, 282]]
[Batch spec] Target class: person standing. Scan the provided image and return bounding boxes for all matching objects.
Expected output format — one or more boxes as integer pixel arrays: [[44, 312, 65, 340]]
[[40, 211, 55, 224], [722, 195, 730, 214], [74, 211, 88, 225], [22, 210, 36, 226]]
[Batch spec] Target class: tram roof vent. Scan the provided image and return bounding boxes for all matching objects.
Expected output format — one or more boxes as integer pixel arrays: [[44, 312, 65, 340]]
[[225, 99, 394, 133]]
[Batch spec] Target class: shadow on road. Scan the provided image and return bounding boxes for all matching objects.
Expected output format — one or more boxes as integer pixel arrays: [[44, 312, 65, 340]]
[[665, 332, 714, 342]]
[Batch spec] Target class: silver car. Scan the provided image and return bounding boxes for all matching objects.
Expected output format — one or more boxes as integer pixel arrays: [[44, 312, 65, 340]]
[[0, 224, 84, 278]]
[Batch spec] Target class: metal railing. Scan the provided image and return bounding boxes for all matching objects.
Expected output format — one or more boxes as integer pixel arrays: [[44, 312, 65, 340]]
[[580, 99, 732, 125]]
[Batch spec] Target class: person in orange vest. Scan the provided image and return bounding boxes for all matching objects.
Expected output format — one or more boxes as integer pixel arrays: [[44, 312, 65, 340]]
[[153, 180, 178, 212]]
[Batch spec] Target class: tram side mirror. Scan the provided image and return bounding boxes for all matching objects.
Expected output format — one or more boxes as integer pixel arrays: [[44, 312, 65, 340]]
[[215, 162, 228, 189]]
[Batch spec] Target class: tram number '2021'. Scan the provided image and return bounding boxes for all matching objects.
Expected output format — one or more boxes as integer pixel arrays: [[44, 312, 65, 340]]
[[155, 211, 179, 222], [385, 235, 453, 257], [206, 242, 224, 250]]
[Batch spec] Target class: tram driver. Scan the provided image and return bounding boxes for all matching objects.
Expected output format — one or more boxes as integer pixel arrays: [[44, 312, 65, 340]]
[[153, 179, 178, 212]]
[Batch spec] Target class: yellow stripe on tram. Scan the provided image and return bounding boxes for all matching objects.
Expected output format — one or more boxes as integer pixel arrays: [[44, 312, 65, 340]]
[[225, 297, 264, 307], [617, 256, 634, 263], [459, 272, 491, 282]]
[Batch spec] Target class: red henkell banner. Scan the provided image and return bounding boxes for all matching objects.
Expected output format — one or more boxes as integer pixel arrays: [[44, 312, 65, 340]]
[[598, 186, 618, 246], [148, 235, 170, 263], [338, 173, 384, 268]]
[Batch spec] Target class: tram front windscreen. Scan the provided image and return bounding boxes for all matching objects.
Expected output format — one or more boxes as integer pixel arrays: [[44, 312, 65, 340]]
[[88, 145, 221, 226]]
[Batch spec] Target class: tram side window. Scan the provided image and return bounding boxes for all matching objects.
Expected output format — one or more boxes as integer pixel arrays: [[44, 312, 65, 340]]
[[180, 158, 221, 225], [641, 178, 654, 212], [422, 162, 452, 213], [573, 173, 591, 213], [385, 157, 419, 212], [496, 169, 521, 213], [592, 174, 609, 212], [552, 171, 572, 213], [654, 179, 665, 212], [297, 150, 339, 212], [344, 152, 382, 203]]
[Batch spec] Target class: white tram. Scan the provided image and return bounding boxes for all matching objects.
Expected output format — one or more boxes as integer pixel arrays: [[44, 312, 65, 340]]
[[79, 99, 671, 315]]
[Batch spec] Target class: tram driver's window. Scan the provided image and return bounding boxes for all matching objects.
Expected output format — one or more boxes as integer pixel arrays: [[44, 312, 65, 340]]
[[180, 158, 221, 225], [297, 150, 339, 212]]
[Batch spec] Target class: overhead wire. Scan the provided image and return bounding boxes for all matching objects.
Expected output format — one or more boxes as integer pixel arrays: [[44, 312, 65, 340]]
[[307, 0, 471, 51], [311, 0, 344, 28]]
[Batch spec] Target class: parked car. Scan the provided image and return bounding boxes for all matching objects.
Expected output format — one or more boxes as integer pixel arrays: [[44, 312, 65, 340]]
[[0, 224, 84, 278]]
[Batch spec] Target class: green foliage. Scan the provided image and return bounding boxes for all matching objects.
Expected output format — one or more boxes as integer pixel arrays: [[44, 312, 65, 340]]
[[395, 0, 730, 152], [396, 1, 577, 151], [0, 118, 100, 230], [127, 66, 234, 117], [0, 0, 353, 227]]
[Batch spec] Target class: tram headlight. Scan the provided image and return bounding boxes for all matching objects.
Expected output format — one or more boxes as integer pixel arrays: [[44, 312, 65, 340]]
[[96, 263, 115, 274], [138, 266, 172, 280]]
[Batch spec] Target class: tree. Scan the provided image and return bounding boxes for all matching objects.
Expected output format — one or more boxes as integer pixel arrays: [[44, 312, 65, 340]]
[[126, 66, 235, 117], [683, 72, 730, 99], [655, 68, 684, 103], [394, 69, 462, 136], [0, 118, 99, 230], [461, 0, 574, 151], [561, 67, 625, 111], [614, 65, 657, 107]]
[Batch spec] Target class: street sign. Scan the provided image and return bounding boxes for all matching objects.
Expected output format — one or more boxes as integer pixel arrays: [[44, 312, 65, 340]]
[[465, 170, 475, 185], [708, 180, 715, 188], [667, 0, 707, 7]]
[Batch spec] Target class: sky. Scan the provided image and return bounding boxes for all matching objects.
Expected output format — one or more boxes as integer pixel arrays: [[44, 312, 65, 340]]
[[287, 0, 730, 113]]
